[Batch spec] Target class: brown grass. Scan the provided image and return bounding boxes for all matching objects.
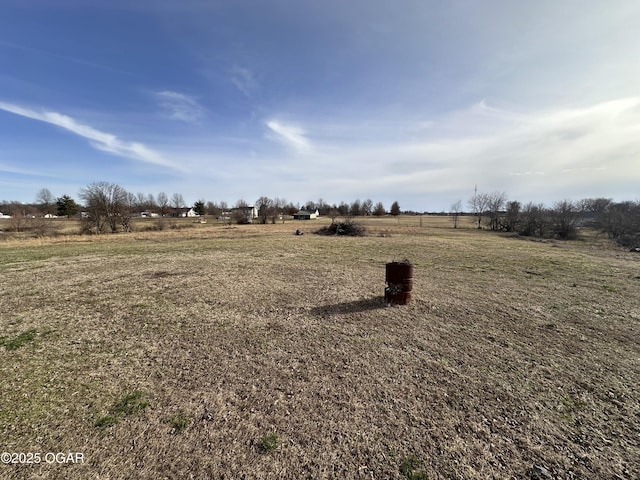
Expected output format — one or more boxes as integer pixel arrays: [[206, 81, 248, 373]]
[[0, 218, 638, 479]]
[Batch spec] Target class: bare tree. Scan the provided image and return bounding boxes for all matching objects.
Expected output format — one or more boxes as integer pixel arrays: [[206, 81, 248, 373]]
[[520, 202, 548, 237], [350, 199, 361, 217], [503, 200, 521, 232], [79, 181, 128, 234], [36, 188, 55, 216], [487, 191, 507, 231], [255, 196, 273, 224], [206, 201, 220, 217], [316, 198, 329, 216], [6, 202, 28, 232], [146, 193, 157, 212], [450, 200, 462, 228], [551, 200, 581, 239], [594, 200, 640, 247], [232, 198, 249, 224], [328, 207, 340, 224], [468, 188, 490, 229], [136, 192, 147, 209], [272, 197, 286, 223], [157, 192, 169, 217], [218, 201, 231, 225], [121, 191, 136, 232], [171, 193, 185, 209], [361, 198, 373, 216]]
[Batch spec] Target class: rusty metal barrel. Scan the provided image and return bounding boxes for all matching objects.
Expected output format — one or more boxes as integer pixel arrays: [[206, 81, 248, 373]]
[[385, 261, 413, 305]]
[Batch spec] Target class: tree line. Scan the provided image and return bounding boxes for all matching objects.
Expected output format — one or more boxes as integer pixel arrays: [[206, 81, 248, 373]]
[[461, 190, 640, 248], [2, 183, 637, 248], [0, 183, 402, 234]]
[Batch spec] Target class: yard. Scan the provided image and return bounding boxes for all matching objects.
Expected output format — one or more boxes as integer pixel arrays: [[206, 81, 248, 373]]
[[1, 218, 638, 479]]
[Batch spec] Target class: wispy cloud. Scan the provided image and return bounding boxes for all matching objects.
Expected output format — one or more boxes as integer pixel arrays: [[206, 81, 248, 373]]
[[0, 101, 181, 170], [266, 120, 311, 153], [154, 90, 204, 122], [230, 65, 258, 97]]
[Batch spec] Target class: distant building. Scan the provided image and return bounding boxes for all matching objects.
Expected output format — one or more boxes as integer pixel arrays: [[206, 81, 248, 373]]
[[137, 211, 161, 218], [293, 208, 320, 220], [168, 207, 198, 217], [230, 206, 258, 223]]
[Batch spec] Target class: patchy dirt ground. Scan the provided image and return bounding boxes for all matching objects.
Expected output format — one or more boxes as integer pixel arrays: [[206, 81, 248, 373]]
[[1, 221, 639, 479]]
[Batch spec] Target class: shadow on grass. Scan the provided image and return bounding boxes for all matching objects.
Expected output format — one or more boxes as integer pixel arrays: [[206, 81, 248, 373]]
[[311, 296, 387, 317]]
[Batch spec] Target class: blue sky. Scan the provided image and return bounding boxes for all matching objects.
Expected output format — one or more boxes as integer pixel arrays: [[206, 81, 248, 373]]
[[1, 0, 639, 211]]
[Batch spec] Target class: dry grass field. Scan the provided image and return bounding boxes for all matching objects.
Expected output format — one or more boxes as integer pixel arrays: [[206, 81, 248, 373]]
[[1, 217, 639, 479]]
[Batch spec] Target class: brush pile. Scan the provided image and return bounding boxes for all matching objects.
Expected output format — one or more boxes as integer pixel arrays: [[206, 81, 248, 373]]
[[315, 220, 366, 237]]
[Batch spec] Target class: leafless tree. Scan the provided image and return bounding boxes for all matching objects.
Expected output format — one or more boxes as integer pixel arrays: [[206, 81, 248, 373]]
[[468, 188, 490, 229], [35, 188, 54, 216], [171, 193, 185, 209], [328, 208, 340, 224], [157, 192, 169, 216], [79, 182, 128, 234], [487, 191, 507, 231], [316, 198, 329, 216], [503, 200, 521, 232], [6, 202, 29, 232], [361, 198, 373, 216], [450, 200, 462, 228], [593, 200, 640, 245], [232, 198, 250, 224], [520, 202, 548, 237], [206, 201, 220, 217], [256, 196, 273, 224], [550, 200, 581, 239], [120, 191, 136, 232], [350, 199, 361, 217], [273, 197, 286, 223]]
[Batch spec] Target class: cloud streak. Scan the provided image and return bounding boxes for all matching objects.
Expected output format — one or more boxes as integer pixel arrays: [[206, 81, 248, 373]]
[[0, 101, 182, 170], [154, 90, 204, 122], [230, 66, 258, 97], [266, 120, 311, 153]]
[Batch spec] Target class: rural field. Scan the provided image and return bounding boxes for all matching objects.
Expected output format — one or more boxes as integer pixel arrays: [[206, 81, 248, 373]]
[[0, 217, 639, 479]]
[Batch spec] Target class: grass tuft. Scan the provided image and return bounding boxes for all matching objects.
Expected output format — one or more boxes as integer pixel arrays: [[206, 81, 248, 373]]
[[166, 412, 190, 434], [95, 390, 149, 428], [258, 433, 279, 453], [400, 454, 428, 479], [112, 390, 149, 416], [400, 455, 428, 480], [1, 329, 37, 350], [94, 415, 119, 428]]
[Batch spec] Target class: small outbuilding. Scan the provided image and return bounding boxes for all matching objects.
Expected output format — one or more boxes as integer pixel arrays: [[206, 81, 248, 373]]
[[293, 208, 320, 220]]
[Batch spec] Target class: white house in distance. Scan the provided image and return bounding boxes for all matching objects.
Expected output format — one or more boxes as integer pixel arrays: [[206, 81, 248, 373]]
[[293, 207, 320, 220], [230, 205, 259, 223], [178, 208, 199, 218]]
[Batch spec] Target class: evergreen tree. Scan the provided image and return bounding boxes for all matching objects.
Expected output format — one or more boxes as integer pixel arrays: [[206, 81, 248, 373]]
[[56, 195, 80, 218]]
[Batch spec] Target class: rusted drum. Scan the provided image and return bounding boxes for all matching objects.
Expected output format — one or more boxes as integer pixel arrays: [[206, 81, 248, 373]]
[[385, 261, 413, 305]]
